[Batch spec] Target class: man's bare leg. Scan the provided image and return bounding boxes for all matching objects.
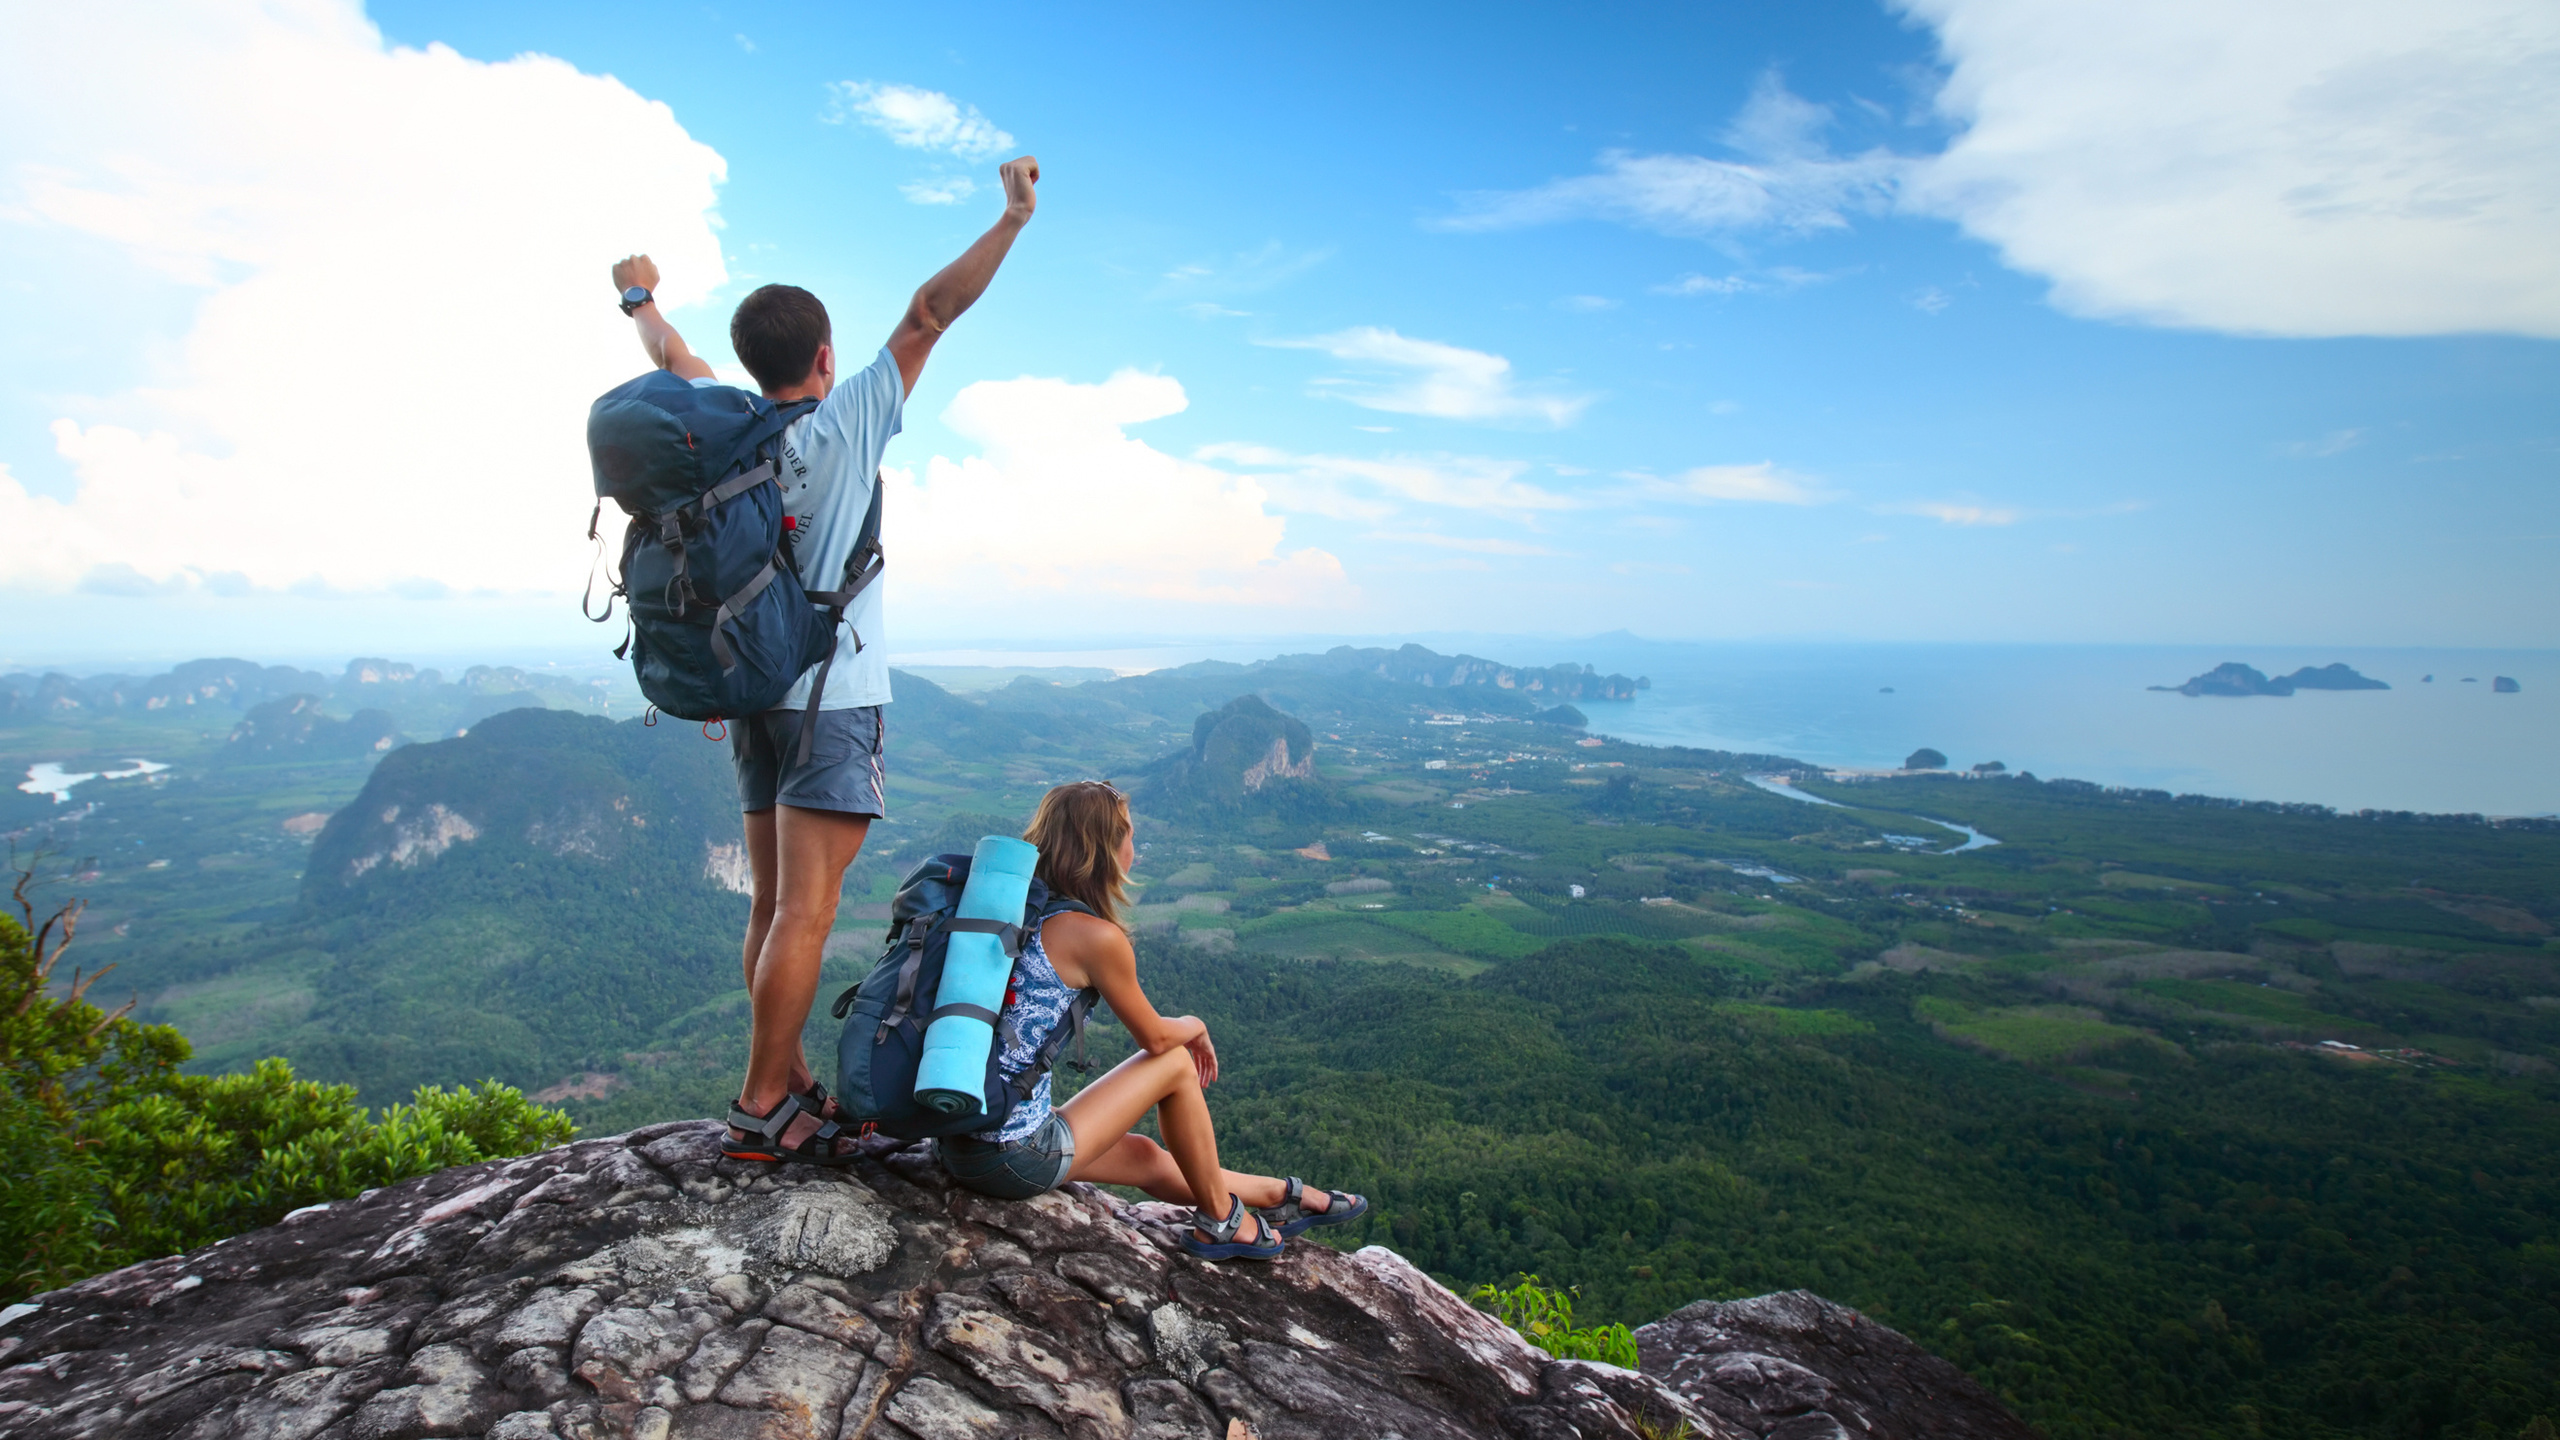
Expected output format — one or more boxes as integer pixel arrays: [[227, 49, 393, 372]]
[[740, 808, 779, 992], [735, 802, 869, 1150]]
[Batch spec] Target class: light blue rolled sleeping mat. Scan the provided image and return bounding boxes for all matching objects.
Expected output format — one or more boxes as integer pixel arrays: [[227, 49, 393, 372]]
[[913, 835, 1040, 1117]]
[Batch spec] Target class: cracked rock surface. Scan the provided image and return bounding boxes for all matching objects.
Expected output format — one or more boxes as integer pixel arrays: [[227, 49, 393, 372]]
[[0, 1121, 2036, 1439]]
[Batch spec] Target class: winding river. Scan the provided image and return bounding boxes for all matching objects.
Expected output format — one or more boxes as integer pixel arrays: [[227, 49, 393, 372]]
[[1743, 774, 2001, 853]]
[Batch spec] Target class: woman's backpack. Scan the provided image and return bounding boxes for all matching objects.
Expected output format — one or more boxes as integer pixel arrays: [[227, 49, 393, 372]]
[[831, 853, 1100, 1141], [582, 372, 883, 743]]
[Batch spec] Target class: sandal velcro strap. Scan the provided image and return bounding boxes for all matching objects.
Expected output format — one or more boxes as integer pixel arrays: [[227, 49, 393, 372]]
[[1192, 1194, 1247, 1244], [1259, 1177, 1367, 1239], [727, 1091, 807, 1140], [724, 1090, 856, 1167], [1180, 1193, 1283, 1261]]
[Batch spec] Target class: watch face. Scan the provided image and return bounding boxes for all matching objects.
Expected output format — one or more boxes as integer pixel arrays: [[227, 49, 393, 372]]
[[622, 286, 651, 306]]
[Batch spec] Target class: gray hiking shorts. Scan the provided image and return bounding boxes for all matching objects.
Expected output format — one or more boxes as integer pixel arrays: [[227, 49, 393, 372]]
[[936, 1113, 1077, 1201], [731, 705, 886, 816]]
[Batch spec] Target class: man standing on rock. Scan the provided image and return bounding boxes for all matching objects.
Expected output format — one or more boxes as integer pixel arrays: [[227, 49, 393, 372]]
[[607, 155, 1041, 1162]]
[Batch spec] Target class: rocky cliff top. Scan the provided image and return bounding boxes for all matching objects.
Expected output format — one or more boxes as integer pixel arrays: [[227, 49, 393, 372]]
[[0, 1121, 2035, 1440]]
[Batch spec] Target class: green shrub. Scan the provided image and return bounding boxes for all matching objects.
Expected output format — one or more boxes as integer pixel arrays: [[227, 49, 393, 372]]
[[0, 885, 573, 1301], [1469, 1274, 1640, 1368]]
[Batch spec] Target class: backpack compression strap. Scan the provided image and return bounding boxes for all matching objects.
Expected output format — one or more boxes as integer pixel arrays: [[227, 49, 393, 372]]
[[864, 913, 1027, 1042], [707, 556, 786, 674]]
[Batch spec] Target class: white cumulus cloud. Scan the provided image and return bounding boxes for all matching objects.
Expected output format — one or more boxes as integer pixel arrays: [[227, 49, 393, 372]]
[[1263, 328, 1591, 427], [826, 82, 1015, 161], [889, 373, 1350, 611], [0, 0, 730, 596], [1900, 0, 2560, 336]]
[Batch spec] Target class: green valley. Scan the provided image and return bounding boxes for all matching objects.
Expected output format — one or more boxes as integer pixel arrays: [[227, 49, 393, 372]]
[[6, 643, 2556, 1439]]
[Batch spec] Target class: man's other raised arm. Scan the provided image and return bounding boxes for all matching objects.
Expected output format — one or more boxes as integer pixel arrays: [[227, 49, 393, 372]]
[[612, 254, 715, 381], [885, 156, 1039, 397]]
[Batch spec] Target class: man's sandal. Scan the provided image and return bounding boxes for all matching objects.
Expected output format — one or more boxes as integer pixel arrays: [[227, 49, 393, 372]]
[[723, 1090, 857, 1166], [1258, 1176, 1368, 1239], [795, 1078, 839, 1120], [1179, 1194, 1284, 1261]]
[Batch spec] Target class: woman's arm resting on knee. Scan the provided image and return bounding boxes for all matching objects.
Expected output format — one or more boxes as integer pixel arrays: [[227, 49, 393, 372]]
[[1049, 913, 1216, 1084]]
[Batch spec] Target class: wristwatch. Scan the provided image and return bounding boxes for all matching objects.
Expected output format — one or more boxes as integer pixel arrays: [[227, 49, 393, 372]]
[[619, 286, 653, 316]]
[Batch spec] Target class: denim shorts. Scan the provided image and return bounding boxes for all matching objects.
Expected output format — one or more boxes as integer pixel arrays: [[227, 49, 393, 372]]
[[935, 1113, 1076, 1201], [731, 705, 886, 816]]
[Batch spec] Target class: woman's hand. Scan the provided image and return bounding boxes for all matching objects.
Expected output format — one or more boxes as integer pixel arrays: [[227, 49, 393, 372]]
[[1182, 1019, 1219, 1087]]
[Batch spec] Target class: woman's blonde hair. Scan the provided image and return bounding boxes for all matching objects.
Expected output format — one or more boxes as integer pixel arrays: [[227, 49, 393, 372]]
[[1022, 781, 1131, 926]]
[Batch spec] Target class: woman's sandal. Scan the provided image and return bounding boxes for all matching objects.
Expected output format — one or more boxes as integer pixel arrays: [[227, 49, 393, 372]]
[[1180, 1194, 1284, 1261], [723, 1090, 858, 1166], [1258, 1176, 1369, 1239]]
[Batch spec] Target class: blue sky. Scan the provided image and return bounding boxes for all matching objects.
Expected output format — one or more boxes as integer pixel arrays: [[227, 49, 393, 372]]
[[0, 0, 2553, 665]]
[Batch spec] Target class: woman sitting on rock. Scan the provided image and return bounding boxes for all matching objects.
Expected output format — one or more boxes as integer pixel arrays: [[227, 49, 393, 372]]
[[935, 780, 1367, 1261]]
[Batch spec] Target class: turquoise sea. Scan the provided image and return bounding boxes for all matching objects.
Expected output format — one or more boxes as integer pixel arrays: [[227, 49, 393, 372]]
[[895, 639, 2558, 819]]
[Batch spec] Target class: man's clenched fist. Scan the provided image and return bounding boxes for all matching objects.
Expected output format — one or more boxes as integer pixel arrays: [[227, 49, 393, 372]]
[[1000, 157, 1040, 222], [611, 254, 661, 295]]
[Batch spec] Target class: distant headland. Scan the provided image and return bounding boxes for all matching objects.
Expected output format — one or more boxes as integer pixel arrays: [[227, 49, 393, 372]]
[[2150, 661, 2390, 697]]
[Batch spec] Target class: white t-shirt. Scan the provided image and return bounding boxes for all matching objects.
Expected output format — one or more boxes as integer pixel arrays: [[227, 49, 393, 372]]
[[692, 347, 902, 711]]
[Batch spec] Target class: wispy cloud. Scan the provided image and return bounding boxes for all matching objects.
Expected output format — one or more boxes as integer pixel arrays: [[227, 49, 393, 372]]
[[899, 176, 976, 205], [1434, 75, 1904, 238], [2288, 428, 2365, 457], [1364, 531, 1566, 556], [1880, 500, 2024, 526], [1153, 241, 1335, 301], [1555, 294, 1619, 312], [825, 82, 1014, 160], [1262, 328, 1592, 427], [1655, 273, 1752, 297], [1627, 462, 1831, 505], [1197, 443, 1577, 518], [1653, 266, 1843, 298]]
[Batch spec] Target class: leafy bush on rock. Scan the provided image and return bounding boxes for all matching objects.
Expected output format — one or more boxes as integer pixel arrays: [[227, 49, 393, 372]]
[[1, 880, 572, 1302]]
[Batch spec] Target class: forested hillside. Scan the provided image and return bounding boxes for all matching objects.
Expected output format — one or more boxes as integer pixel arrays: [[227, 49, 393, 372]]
[[1111, 938, 2556, 1439], [7, 645, 2556, 1437]]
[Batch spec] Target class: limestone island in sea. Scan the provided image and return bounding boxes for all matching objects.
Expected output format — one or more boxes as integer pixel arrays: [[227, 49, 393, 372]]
[[2149, 661, 2391, 697]]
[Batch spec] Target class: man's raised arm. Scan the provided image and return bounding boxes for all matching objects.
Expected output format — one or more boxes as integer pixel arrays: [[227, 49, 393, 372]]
[[885, 156, 1040, 397], [611, 254, 716, 381]]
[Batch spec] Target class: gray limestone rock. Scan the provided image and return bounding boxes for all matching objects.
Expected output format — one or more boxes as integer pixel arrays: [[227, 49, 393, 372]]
[[0, 1121, 2035, 1440], [1637, 1291, 2038, 1439]]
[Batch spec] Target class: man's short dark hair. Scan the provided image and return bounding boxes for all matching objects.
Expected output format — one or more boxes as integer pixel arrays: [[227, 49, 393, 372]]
[[730, 284, 831, 392]]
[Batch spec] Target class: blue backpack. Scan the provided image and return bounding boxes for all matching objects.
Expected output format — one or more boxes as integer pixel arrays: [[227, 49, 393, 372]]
[[831, 853, 1101, 1141], [583, 371, 884, 747]]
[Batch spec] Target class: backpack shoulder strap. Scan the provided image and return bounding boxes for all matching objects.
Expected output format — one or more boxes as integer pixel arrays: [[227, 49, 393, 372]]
[[1011, 987, 1103, 1100], [803, 470, 886, 610], [787, 466, 885, 767]]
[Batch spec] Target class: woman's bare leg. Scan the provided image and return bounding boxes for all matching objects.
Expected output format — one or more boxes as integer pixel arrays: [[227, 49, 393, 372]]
[[1059, 1048, 1329, 1237]]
